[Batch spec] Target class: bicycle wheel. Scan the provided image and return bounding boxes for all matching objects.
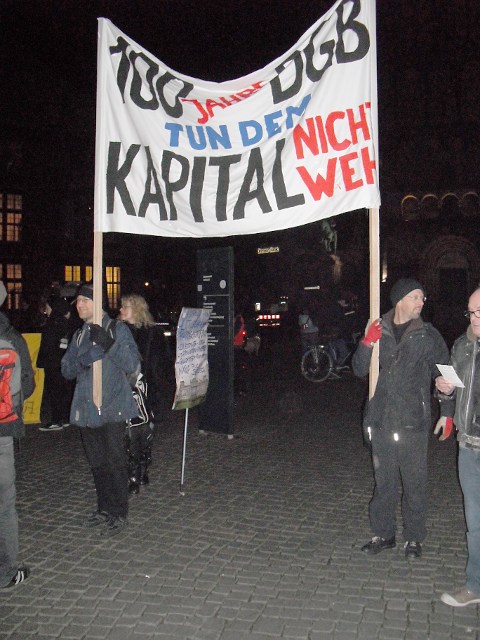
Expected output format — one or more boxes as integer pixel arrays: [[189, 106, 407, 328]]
[[301, 346, 333, 382]]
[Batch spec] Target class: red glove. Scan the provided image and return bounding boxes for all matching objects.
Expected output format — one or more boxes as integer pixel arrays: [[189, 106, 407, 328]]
[[362, 319, 382, 347], [434, 416, 454, 441]]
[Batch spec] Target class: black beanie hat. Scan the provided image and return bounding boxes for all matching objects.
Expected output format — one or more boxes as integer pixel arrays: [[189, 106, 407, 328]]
[[390, 278, 424, 307], [76, 282, 109, 310], [76, 283, 93, 300]]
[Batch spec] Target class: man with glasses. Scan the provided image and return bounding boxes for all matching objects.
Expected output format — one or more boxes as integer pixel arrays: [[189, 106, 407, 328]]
[[435, 288, 480, 606], [353, 278, 449, 559]]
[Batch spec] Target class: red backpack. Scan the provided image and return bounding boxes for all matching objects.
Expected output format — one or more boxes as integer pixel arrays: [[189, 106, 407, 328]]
[[0, 338, 21, 423]]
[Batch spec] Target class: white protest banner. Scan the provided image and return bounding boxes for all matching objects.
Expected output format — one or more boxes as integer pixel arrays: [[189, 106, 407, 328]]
[[172, 307, 211, 410], [94, 0, 379, 238]]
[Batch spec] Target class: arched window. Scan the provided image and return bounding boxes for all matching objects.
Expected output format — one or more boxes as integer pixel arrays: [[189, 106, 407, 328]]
[[460, 192, 480, 217], [441, 193, 460, 219], [401, 195, 419, 221], [420, 194, 440, 219]]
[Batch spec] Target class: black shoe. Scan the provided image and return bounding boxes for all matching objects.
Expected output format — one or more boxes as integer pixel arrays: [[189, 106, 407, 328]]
[[83, 510, 110, 528], [100, 516, 128, 537], [2, 566, 30, 588], [128, 478, 140, 494], [361, 536, 396, 555], [404, 541, 422, 559]]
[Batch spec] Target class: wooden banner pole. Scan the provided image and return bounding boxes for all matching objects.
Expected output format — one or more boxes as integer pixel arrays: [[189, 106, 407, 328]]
[[92, 230, 103, 409], [369, 207, 380, 399]]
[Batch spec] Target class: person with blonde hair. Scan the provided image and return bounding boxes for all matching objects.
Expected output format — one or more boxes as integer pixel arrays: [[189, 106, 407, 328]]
[[119, 294, 167, 493]]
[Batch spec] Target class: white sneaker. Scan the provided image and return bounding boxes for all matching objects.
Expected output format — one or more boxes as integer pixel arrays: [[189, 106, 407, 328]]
[[39, 422, 63, 432], [441, 586, 480, 607]]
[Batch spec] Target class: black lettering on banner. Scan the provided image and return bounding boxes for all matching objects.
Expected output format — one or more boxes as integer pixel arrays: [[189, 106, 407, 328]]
[[209, 155, 242, 221], [233, 147, 272, 220], [156, 72, 194, 119], [304, 22, 335, 82], [335, 0, 370, 62], [129, 51, 161, 110], [110, 38, 194, 116], [190, 156, 206, 223], [139, 147, 168, 219], [272, 139, 305, 209], [109, 37, 131, 103], [161, 151, 190, 220], [270, 0, 370, 104], [107, 142, 141, 215]]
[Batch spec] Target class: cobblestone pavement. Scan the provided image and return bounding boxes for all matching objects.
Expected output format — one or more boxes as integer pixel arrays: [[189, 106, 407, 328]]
[[0, 345, 479, 639]]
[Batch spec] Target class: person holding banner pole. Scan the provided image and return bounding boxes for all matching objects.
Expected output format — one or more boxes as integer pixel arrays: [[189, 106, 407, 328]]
[[352, 278, 449, 559], [61, 283, 140, 537]]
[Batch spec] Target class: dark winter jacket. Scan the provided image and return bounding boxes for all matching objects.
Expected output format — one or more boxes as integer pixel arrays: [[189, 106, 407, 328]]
[[438, 326, 480, 449], [352, 309, 449, 433], [61, 313, 141, 427], [37, 314, 71, 371], [0, 311, 35, 438]]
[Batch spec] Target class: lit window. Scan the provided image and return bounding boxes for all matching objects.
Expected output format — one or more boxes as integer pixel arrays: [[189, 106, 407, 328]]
[[3, 264, 22, 310], [64, 266, 82, 282], [6, 213, 22, 241], [0, 193, 22, 242], [106, 266, 121, 309]]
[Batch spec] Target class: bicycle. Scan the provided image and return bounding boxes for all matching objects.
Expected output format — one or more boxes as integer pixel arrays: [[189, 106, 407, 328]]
[[301, 332, 360, 383]]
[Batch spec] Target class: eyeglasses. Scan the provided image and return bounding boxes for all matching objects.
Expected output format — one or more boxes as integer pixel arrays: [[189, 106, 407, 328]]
[[465, 309, 480, 319], [405, 295, 426, 303]]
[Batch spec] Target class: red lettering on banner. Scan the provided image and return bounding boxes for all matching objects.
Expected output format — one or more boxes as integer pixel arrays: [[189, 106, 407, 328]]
[[182, 82, 265, 124], [296, 146, 376, 200], [325, 111, 349, 151], [293, 103, 372, 158], [296, 159, 337, 200], [361, 146, 376, 183], [339, 152, 362, 190]]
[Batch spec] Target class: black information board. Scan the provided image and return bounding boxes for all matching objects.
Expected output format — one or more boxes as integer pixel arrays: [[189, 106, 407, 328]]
[[196, 247, 234, 435]]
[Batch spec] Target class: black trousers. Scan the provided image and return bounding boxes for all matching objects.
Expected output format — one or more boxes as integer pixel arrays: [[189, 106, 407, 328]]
[[80, 422, 128, 518], [369, 428, 428, 542], [44, 366, 73, 424]]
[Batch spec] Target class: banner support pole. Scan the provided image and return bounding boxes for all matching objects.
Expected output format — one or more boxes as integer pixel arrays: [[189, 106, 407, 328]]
[[180, 408, 189, 494], [92, 231, 103, 409], [368, 206, 380, 399]]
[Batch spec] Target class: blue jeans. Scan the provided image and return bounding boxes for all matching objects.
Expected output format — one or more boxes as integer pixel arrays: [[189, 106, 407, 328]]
[[459, 446, 480, 595], [0, 437, 18, 587]]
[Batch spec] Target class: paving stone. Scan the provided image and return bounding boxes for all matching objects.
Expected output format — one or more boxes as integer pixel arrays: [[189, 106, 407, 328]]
[[0, 367, 470, 640]]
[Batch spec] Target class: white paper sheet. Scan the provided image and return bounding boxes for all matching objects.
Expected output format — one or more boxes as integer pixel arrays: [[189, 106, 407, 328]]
[[436, 364, 465, 388]]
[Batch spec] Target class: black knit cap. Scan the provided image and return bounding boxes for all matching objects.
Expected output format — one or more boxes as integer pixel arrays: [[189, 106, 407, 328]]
[[76, 282, 109, 310], [390, 278, 425, 307], [76, 283, 93, 300]]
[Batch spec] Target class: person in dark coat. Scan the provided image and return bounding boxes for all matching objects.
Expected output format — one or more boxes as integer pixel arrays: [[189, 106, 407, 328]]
[[37, 297, 74, 431], [119, 294, 168, 493], [352, 278, 449, 559], [0, 280, 35, 588], [61, 283, 141, 537]]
